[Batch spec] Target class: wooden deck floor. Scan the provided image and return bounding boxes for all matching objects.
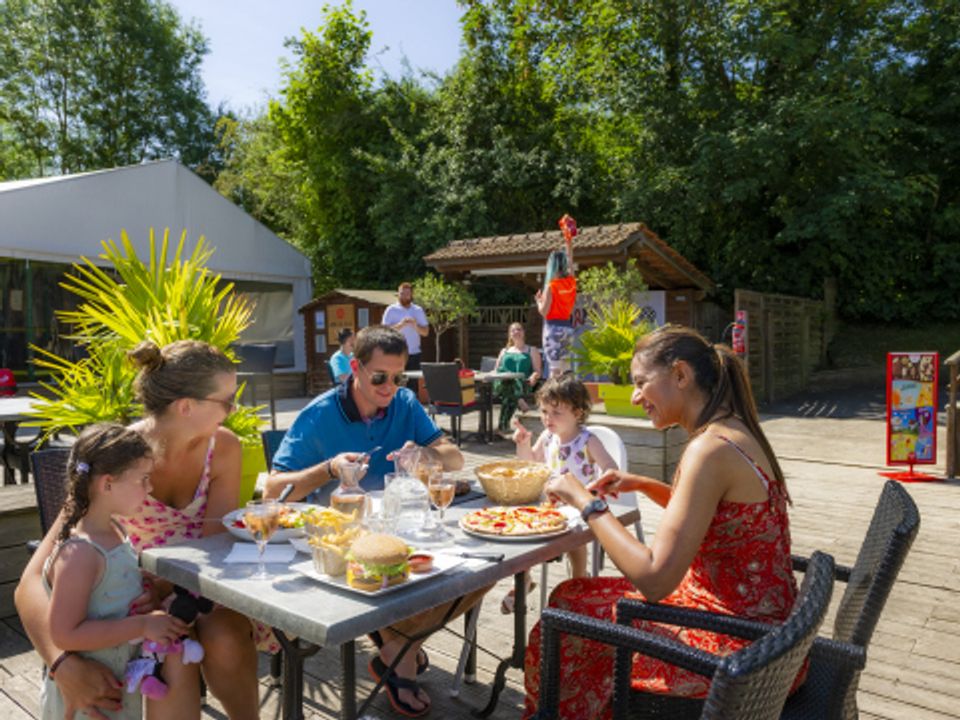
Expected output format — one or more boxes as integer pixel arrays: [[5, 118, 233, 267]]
[[2, 410, 958, 719]]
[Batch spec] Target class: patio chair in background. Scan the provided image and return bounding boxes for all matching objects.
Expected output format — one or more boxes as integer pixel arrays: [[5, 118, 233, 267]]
[[26, 447, 71, 553], [533, 551, 836, 720], [421, 362, 488, 447], [235, 342, 278, 430], [261, 429, 287, 471]]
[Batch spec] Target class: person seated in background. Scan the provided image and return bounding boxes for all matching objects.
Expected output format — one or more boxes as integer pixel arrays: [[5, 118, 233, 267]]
[[329, 327, 355, 383], [493, 322, 543, 433]]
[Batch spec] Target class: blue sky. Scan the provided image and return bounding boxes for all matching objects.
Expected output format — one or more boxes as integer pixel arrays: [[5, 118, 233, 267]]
[[166, 1, 466, 111]]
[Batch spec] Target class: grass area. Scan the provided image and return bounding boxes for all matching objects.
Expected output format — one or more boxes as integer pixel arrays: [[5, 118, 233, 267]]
[[828, 322, 960, 369]]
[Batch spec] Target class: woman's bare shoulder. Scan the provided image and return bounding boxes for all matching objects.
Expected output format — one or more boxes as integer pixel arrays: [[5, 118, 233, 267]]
[[212, 426, 242, 455]]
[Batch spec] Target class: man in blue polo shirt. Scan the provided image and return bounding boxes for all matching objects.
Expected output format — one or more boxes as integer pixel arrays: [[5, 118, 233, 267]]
[[264, 325, 474, 716], [266, 325, 462, 504]]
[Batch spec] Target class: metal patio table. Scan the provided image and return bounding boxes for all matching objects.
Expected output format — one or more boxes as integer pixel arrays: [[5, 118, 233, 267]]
[[0, 396, 38, 484], [140, 495, 639, 720]]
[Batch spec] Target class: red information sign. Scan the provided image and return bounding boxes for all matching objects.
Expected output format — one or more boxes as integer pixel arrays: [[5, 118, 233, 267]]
[[885, 352, 938, 472]]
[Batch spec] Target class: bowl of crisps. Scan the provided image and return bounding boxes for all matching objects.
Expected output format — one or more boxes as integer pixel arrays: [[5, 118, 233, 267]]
[[474, 460, 551, 505]]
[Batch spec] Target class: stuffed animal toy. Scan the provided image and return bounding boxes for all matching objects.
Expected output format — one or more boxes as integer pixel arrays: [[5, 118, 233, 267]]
[[125, 585, 214, 700]]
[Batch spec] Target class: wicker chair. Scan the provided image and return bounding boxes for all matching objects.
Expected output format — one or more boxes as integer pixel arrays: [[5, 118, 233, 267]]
[[604, 480, 919, 719], [533, 551, 836, 720], [27, 447, 72, 551], [261, 429, 287, 470], [780, 480, 920, 719], [421, 362, 488, 446]]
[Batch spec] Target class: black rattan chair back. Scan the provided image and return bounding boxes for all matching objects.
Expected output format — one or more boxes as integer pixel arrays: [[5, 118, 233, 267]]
[[698, 551, 835, 719], [832, 480, 920, 647], [261, 429, 287, 470], [421, 363, 464, 405], [30, 447, 72, 535]]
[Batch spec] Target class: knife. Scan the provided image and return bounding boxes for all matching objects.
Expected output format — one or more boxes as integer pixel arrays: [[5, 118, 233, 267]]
[[278, 483, 295, 503], [458, 552, 504, 562]]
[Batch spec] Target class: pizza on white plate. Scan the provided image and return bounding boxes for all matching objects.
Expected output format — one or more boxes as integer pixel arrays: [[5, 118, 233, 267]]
[[460, 505, 568, 537]]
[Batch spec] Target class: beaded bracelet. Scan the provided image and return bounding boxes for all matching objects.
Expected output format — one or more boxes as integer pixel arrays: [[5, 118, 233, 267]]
[[48, 651, 72, 678]]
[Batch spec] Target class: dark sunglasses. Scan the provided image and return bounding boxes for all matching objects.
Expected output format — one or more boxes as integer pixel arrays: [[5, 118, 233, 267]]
[[195, 396, 236, 413], [360, 363, 407, 387]]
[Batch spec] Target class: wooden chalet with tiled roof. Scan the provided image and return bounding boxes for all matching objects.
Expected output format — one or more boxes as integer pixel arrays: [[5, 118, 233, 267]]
[[424, 222, 714, 294], [426, 222, 724, 362]]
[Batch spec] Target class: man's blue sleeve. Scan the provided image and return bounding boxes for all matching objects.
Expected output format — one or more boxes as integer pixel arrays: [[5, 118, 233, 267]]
[[272, 409, 325, 472]]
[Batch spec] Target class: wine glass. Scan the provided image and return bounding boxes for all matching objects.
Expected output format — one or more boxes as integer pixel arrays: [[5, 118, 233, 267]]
[[244, 499, 280, 579], [419, 460, 443, 534], [428, 472, 457, 539]]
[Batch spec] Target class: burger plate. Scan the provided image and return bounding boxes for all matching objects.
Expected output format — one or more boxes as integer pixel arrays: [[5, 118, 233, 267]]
[[289, 553, 460, 596]]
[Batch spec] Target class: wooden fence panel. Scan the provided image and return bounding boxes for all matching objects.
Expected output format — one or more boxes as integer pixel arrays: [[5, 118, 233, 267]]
[[735, 289, 829, 403]]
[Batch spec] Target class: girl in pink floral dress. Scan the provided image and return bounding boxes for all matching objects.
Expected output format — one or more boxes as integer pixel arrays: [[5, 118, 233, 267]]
[[523, 326, 800, 719]]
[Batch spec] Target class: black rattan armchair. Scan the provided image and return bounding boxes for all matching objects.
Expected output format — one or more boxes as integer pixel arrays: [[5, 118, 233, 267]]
[[261, 429, 287, 470], [421, 362, 487, 446], [26, 447, 72, 552], [533, 551, 836, 720], [781, 480, 919, 719], [611, 480, 919, 720]]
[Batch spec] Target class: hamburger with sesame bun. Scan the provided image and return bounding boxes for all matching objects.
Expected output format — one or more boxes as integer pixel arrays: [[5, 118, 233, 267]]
[[345, 533, 410, 592]]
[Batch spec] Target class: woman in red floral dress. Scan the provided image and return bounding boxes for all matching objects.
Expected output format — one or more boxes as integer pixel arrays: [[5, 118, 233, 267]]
[[523, 325, 799, 719]]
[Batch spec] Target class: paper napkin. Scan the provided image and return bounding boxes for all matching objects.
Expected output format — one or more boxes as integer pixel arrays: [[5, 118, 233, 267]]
[[225, 542, 296, 564]]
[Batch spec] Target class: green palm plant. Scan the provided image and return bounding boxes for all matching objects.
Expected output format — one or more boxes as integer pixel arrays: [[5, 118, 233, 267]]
[[573, 299, 651, 385], [28, 228, 262, 444]]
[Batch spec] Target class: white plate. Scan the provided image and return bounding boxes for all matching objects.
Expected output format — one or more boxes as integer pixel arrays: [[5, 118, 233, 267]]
[[290, 537, 312, 554], [290, 554, 457, 596], [222, 503, 316, 544]]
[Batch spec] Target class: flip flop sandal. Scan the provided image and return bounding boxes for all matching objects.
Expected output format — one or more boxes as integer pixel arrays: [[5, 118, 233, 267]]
[[368, 655, 430, 718], [367, 630, 429, 675], [500, 579, 537, 615]]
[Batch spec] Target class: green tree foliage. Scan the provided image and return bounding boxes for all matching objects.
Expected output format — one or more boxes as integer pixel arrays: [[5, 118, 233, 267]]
[[413, 274, 477, 361], [216, 0, 959, 323], [0, 0, 218, 176], [578, 259, 648, 310]]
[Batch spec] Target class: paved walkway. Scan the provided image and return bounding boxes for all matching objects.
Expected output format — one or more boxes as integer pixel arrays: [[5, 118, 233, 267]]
[[1, 394, 958, 719]]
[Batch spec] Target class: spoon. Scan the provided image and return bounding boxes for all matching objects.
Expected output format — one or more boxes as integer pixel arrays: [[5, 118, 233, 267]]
[[359, 446, 382, 466]]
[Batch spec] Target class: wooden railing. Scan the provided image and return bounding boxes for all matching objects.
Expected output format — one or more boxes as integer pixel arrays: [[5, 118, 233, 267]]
[[946, 350, 960, 479]]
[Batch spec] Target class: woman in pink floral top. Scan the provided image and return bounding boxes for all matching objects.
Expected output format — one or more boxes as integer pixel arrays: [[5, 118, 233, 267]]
[[17, 339, 259, 720], [523, 326, 800, 719], [118, 339, 258, 720]]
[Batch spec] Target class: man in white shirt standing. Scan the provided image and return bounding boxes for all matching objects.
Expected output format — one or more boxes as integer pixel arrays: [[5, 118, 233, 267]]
[[381, 282, 429, 390]]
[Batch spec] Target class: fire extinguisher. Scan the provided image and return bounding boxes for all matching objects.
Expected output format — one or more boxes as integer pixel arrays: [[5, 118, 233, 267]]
[[731, 310, 747, 357]]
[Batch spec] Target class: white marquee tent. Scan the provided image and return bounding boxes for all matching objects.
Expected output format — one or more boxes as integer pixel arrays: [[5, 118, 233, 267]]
[[0, 159, 312, 372]]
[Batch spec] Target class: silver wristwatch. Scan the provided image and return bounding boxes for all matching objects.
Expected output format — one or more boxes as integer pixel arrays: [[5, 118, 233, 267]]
[[580, 497, 610, 523]]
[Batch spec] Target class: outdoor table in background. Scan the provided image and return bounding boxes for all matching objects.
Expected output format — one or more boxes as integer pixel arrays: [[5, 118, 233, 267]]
[[0, 396, 38, 485], [140, 494, 639, 720]]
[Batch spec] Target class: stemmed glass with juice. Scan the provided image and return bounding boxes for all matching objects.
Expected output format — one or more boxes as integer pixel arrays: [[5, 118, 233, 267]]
[[244, 499, 281, 579]]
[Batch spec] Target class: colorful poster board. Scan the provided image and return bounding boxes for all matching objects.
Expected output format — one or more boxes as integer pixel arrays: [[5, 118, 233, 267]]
[[326, 303, 355, 346], [886, 352, 939, 466]]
